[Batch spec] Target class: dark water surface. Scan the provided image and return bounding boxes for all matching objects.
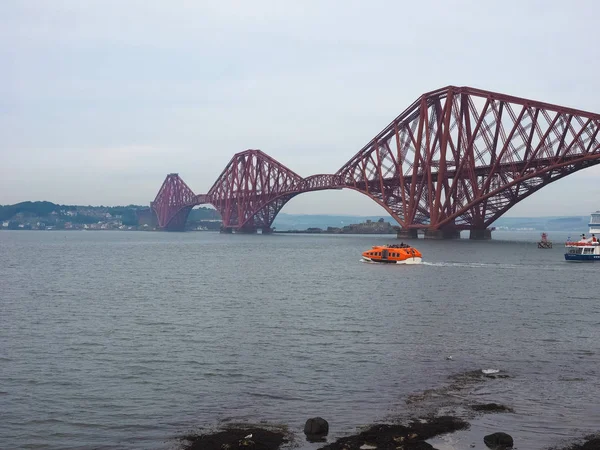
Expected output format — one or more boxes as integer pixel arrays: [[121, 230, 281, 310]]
[[1, 230, 599, 449]]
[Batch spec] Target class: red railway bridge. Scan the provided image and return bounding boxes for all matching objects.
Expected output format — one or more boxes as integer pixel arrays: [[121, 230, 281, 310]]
[[150, 86, 600, 239]]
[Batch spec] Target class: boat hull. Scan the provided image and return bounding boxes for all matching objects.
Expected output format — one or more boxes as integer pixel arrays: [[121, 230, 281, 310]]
[[564, 254, 600, 262], [361, 257, 422, 265]]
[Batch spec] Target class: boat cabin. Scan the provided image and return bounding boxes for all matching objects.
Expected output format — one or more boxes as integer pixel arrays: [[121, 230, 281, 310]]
[[566, 246, 598, 256]]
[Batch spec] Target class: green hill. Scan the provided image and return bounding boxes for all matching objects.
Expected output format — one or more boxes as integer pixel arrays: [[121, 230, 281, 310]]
[[0, 201, 593, 232]]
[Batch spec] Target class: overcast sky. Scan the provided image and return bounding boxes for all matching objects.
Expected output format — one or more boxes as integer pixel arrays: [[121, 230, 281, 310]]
[[2, 0, 600, 216]]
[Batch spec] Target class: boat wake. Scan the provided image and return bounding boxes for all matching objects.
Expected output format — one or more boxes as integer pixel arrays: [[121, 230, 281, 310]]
[[360, 260, 518, 268], [422, 261, 521, 269], [361, 259, 591, 270], [421, 261, 571, 270]]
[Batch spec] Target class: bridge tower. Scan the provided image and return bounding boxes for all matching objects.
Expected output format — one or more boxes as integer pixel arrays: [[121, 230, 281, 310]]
[[151, 173, 198, 231]]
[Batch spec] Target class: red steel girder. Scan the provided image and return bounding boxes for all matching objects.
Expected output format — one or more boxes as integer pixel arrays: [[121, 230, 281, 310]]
[[299, 174, 345, 191], [151, 173, 200, 230], [150, 87, 600, 233], [149, 158, 346, 232], [207, 150, 304, 230], [337, 86, 600, 230]]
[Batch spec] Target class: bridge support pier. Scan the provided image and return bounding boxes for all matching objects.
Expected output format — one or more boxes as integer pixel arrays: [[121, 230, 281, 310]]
[[237, 227, 257, 234], [220, 226, 233, 234], [260, 227, 274, 234], [165, 224, 186, 232], [424, 229, 461, 240], [397, 229, 418, 240], [469, 228, 492, 240]]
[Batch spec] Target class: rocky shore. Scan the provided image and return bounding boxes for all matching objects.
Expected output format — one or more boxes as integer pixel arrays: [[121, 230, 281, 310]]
[[179, 421, 599, 450], [177, 369, 599, 450]]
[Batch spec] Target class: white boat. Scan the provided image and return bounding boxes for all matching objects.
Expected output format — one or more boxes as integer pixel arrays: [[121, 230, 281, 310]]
[[589, 211, 600, 234], [564, 235, 600, 262]]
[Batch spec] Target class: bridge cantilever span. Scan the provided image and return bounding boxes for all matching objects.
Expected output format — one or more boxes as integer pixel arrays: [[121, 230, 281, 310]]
[[150, 86, 600, 238], [298, 174, 345, 191]]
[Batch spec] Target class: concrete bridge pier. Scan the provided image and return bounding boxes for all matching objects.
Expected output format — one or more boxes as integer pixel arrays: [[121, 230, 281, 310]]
[[220, 226, 233, 234], [469, 228, 492, 240], [424, 229, 461, 240], [261, 227, 274, 234], [397, 228, 418, 240]]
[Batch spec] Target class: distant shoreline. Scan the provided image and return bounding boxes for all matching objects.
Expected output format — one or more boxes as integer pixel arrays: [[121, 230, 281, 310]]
[[274, 230, 396, 235]]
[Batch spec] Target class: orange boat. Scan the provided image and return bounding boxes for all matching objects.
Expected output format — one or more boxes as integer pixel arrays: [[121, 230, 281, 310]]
[[361, 243, 423, 265]]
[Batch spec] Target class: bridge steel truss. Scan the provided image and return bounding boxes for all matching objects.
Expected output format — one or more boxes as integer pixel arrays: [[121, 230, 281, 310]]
[[150, 173, 199, 231], [207, 150, 304, 233], [150, 86, 600, 235]]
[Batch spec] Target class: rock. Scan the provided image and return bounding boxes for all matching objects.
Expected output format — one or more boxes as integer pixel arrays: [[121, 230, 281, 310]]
[[471, 403, 514, 413], [483, 372, 510, 379], [484, 432, 514, 448], [180, 427, 288, 450], [304, 417, 329, 436]]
